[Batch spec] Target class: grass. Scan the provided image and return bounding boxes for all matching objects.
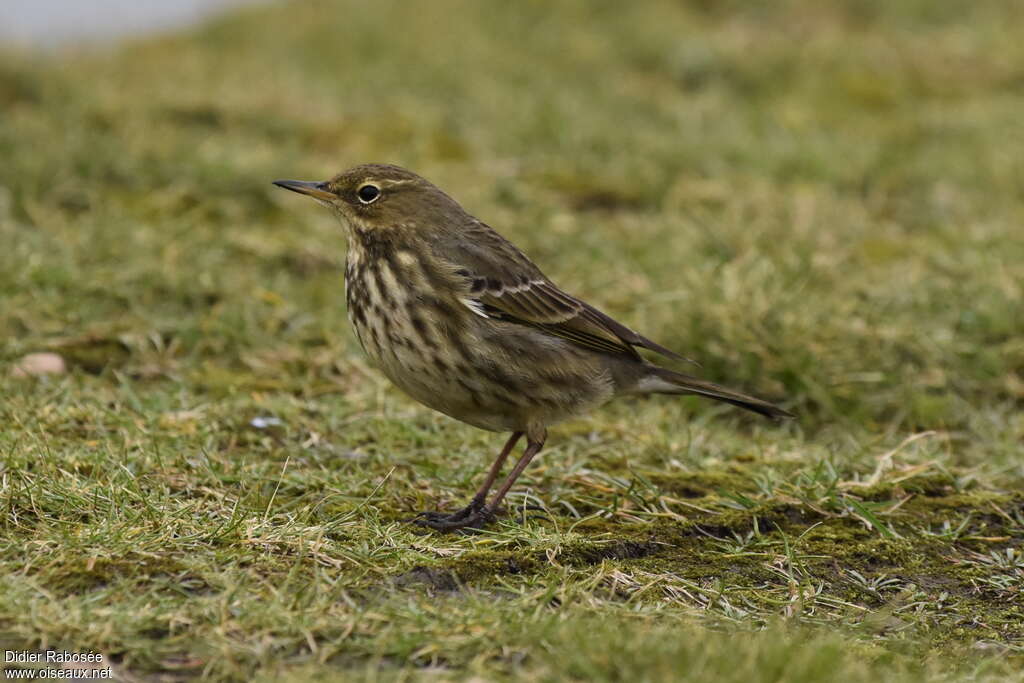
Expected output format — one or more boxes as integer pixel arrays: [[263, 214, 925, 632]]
[[1, 0, 1023, 679]]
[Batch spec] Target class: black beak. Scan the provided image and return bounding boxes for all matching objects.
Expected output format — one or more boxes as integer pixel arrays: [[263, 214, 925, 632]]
[[272, 179, 335, 201]]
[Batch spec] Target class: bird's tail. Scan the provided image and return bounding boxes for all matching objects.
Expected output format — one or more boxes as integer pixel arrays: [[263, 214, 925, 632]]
[[642, 366, 793, 420]]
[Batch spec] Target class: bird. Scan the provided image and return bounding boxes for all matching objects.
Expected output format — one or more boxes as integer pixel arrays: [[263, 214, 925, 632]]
[[273, 164, 792, 531]]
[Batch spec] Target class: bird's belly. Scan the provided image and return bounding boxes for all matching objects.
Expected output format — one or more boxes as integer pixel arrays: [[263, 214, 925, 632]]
[[348, 302, 615, 432]]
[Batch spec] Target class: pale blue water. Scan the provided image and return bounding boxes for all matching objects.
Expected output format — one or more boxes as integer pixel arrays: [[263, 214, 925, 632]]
[[0, 0, 263, 47]]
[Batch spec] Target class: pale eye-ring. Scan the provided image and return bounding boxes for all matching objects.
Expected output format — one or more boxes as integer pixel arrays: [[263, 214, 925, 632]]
[[357, 183, 381, 204]]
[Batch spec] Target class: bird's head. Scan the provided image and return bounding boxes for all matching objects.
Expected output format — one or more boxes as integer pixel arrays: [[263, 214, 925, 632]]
[[274, 163, 460, 235]]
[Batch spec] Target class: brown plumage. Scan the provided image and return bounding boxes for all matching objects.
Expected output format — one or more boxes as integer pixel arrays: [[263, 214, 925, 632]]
[[274, 164, 792, 531]]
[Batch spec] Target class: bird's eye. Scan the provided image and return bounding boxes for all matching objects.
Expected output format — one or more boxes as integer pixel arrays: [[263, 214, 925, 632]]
[[357, 183, 381, 204]]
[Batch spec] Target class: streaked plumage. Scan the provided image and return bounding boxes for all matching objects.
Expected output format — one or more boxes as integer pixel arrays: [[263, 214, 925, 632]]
[[274, 164, 792, 531]]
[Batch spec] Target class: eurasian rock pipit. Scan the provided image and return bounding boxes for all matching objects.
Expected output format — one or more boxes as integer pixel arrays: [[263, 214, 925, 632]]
[[274, 164, 792, 531]]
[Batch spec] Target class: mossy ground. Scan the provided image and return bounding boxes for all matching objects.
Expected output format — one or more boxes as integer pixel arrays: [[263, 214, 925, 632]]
[[2, 0, 1023, 680]]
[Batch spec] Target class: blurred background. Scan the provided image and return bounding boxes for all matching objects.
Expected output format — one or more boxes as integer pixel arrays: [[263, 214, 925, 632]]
[[2, 0, 1021, 438], [0, 1, 259, 46]]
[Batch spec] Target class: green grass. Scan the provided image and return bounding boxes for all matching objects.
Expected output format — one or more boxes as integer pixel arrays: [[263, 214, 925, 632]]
[[2, 0, 1023, 680]]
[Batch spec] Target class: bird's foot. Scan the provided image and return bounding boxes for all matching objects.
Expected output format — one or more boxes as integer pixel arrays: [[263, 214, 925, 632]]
[[407, 496, 495, 533], [409, 507, 495, 533], [407, 501, 550, 533]]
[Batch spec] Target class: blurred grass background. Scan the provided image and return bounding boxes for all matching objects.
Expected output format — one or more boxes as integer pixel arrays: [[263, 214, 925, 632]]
[[1, 0, 1022, 680]]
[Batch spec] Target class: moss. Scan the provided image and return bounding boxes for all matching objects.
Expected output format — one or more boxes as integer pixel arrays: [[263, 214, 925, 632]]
[[34, 554, 197, 595], [445, 550, 543, 583], [646, 469, 760, 499], [418, 483, 1022, 654]]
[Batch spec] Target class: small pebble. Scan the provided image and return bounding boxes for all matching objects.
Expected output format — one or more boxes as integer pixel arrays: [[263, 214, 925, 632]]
[[11, 352, 67, 378]]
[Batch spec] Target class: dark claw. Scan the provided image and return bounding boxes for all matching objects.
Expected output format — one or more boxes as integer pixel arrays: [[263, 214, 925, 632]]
[[406, 496, 556, 533], [408, 505, 496, 533], [406, 496, 486, 526]]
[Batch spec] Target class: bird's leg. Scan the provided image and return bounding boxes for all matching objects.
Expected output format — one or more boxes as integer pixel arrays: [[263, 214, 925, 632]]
[[481, 429, 546, 520], [441, 431, 524, 521], [463, 431, 523, 515], [411, 430, 546, 532], [412, 430, 548, 532], [411, 432, 522, 529]]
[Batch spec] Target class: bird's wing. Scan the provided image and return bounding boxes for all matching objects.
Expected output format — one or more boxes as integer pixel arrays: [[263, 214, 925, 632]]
[[434, 223, 692, 363]]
